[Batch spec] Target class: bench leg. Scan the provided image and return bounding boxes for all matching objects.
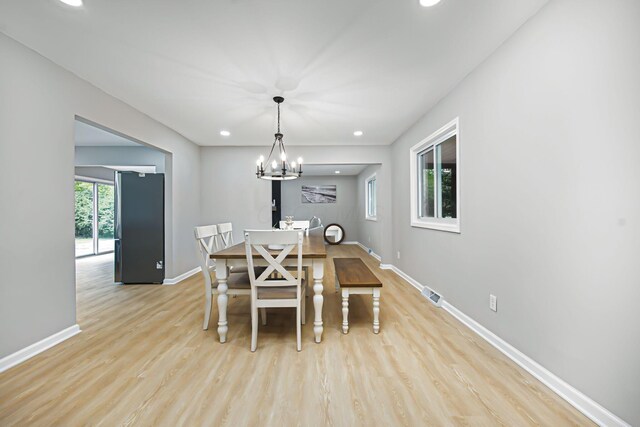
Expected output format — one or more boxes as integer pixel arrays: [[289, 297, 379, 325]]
[[373, 289, 380, 334], [342, 289, 349, 334]]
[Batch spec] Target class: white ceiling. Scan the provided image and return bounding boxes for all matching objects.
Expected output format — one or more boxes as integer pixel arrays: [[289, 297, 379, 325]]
[[303, 164, 369, 176], [0, 0, 547, 146], [75, 120, 141, 147]]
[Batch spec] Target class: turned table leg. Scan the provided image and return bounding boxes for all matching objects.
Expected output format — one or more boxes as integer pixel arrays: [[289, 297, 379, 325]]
[[372, 288, 380, 334], [313, 259, 324, 343], [217, 259, 229, 343], [342, 289, 349, 334]]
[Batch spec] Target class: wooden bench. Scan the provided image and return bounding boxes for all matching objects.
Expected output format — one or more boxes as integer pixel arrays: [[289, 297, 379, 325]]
[[333, 258, 382, 334]]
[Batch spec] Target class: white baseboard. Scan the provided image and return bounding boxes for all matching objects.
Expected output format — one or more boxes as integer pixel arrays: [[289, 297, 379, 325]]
[[383, 264, 425, 293], [351, 242, 382, 262], [385, 264, 629, 427], [163, 266, 201, 285], [0, 324, 81, 374]]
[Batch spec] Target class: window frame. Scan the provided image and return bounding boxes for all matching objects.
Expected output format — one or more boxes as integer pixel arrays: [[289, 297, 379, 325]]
[[409, 117, 460, 233], [365, 173, 377, 221]]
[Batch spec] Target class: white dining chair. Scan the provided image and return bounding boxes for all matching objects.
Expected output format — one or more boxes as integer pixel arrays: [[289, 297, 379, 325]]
[[244, 230, 306, 352], [195, 224, 265, 330], [216, 222, 236, 248], [216, 222, 249, 274]]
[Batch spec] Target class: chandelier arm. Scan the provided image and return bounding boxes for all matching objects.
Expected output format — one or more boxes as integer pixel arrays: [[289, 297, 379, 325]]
[[265, 138, 278, 164], [280, 138, 289, 166]]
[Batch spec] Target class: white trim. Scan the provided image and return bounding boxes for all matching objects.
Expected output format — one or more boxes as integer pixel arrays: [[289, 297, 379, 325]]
[[342, 241, 359, 245], [442, 302, 630, 427], [382, 264, 427, 293], [0, 324, 81, 374], [385, 263, 630, 427], [410, 220, 460, 233], [163, 266, 201, 285], [365, 172, 377, 221], [409, 117, 461, 233], [75, 175, 114, 184], [354, 242, 381, 262]]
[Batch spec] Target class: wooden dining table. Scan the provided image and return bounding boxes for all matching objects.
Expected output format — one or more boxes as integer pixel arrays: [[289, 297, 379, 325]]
[[210, 234, 327, 344]]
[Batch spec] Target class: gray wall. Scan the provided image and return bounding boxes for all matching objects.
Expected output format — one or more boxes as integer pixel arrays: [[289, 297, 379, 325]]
[[200, 145, 393, 259], [389, 0, 640, 424], [281, 176, 358, 242], [356, 165, 383, 256], [0, 32, 201, 359], [199, 146, 273, 242]]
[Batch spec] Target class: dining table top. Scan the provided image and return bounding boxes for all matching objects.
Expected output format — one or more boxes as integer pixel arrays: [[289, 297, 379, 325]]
[[210, 233, 327, 259]]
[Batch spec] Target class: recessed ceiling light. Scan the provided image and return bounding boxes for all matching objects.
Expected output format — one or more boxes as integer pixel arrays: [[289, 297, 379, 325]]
[[353, 130, 363, 137], [419, 0, 441, 6], [220, 130, 231, 136], [335, 171, 341, 174], [59, 0, 83, 6]]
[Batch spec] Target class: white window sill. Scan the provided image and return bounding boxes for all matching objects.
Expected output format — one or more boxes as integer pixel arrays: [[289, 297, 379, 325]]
[[411, 220, 460, 233], [365, 216, 377, 222]]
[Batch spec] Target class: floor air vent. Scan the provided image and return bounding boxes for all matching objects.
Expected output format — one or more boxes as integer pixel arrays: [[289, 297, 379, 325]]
[[421, 288, 443, 307]]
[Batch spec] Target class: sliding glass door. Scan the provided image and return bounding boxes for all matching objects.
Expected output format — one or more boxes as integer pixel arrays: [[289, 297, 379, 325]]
[[75, 181, 94, 256], [97, 183, 115, 253], [75, 179, 114, 257]]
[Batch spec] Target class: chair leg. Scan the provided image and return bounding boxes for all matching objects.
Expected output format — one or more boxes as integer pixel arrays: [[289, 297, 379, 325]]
[[203, 292, 212, 330], [301, 289, 306, 325], [342, 289, 349, 334], [373, 289, 380, 334], [296, 304, 302, 352], [260, 308, 267, 326], [251, 304, 258, 352]]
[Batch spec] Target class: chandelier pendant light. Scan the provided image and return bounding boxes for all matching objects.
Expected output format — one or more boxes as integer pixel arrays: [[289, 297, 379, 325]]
[[256, 96, 303, 180]]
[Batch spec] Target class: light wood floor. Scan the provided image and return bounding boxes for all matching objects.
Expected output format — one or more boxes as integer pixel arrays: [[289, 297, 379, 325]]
[[0, 245, 591, 426]]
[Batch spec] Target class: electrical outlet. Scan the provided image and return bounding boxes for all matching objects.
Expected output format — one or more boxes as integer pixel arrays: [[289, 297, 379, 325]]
[[397, 251, 401, 260], [489, 294, 497, 312]]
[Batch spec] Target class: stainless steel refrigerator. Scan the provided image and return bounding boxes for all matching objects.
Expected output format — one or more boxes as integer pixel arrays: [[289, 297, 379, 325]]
[[114, 171, 165, 284]]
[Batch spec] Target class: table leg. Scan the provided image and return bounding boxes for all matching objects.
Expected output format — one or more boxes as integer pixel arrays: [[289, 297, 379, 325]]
[[217, 259, 229, 343], [373, 288, 380, 334], [342, 289, 349, 334], [313, 259, 324, 343]]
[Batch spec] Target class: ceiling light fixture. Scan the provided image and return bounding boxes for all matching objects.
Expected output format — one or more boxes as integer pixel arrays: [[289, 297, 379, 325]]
[[419, 0, 441, 7], [59, 0, 83, 6], [255, 97, 303, 180], [220, 130, 231, 136], [353, 130, 363, 137], [335, 171, 341, 174]]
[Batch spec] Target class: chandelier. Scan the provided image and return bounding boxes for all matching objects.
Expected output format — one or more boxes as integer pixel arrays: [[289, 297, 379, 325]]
[[255, 96, 303, 180]]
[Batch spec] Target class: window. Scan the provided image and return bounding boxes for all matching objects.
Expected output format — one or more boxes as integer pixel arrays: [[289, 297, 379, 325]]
[[410, 118, 460, 232], [365, 173, 377, 220]]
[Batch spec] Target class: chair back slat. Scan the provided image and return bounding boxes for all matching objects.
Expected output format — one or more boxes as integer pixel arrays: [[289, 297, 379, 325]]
[[217, 222, 235, 248], [244, 230, 303, 290], [194, 225, 221, 291]]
